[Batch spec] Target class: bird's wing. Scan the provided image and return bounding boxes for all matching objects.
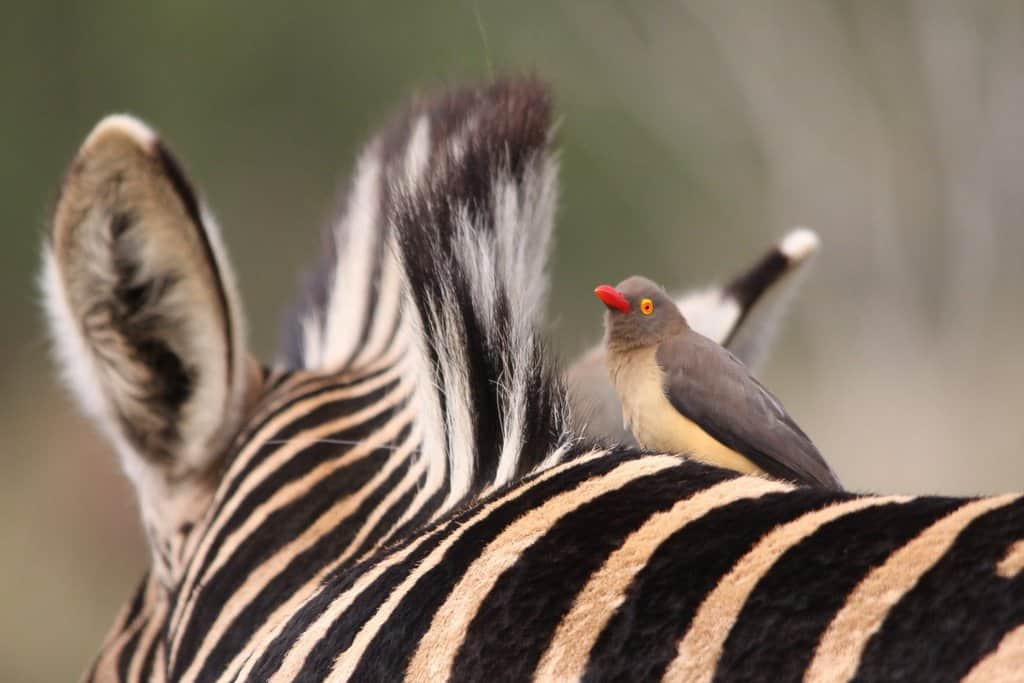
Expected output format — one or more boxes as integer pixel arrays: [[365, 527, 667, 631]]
[[656, 334, 842, 489]]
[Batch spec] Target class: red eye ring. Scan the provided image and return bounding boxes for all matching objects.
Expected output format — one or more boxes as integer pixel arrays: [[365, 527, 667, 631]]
[[640, 298, 654, 315]]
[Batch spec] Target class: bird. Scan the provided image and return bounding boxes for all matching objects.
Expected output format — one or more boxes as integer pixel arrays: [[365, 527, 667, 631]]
[[594, 275, 842, 490]]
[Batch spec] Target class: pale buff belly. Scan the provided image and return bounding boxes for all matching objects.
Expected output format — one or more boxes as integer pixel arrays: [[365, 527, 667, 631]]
[[610, 348, 767, 477]]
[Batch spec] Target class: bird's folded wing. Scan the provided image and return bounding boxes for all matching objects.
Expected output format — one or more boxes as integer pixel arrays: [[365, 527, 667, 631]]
[[656, 335, 842, 490]]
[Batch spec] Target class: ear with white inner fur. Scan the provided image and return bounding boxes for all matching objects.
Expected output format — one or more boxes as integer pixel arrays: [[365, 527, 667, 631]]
[[41, 115, 254, 586], [566, 228, 820, 445]]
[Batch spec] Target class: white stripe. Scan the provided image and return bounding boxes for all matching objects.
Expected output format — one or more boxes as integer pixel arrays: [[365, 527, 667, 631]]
[[403, 115, 431, 186], [299, 312, 323, 368], [392, 290, 450, 519], [492, 159, 559, 487], [435, 287, 477, 506], [350, 239, 402, 369], [321, 149, 383, 368], [348, 117, 430, 371]]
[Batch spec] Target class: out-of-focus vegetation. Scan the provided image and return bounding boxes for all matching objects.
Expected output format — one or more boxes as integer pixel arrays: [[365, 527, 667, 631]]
[[5, 2, 1024, 679]]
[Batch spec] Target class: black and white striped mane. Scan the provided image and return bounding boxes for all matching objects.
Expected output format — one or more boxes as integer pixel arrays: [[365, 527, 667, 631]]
[[281, 78, 572, 505]]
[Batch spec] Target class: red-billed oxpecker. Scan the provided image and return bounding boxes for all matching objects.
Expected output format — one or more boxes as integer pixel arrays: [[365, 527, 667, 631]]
[[595, 276, 842, 490]]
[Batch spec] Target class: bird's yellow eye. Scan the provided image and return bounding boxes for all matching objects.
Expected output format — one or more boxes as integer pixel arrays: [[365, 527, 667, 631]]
[[640, 298, 654, 315]]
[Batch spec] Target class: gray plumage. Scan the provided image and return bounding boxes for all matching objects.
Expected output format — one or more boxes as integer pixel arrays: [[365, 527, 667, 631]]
[[597, 275, 842, 490]]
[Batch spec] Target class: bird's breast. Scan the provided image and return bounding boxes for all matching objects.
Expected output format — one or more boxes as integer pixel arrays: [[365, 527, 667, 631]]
[[609, 348, 766, 477]]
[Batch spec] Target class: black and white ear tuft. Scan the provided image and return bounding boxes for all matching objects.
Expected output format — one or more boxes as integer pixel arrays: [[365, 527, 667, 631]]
[[41, 115, 252, 582], [566, 228, 820, 445], [713, 226, 820, 368]]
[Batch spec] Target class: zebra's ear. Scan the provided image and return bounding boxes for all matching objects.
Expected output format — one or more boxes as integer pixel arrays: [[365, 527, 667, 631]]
[[678, 227, 820, 369], [42, 116, 254, 575], [567, 228, 820, 445]]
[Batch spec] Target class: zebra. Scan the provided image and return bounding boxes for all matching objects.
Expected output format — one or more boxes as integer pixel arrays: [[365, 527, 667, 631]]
[[42, 77, 1024, 682]]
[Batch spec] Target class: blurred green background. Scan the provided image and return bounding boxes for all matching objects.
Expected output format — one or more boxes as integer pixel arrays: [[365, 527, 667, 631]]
[[5, 1, 1024, 679]]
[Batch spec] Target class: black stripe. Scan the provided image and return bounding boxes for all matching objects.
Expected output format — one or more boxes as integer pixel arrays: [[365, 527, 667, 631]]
[[121, 573, 150, 630], [261, 366, 292, 392], [153, 141, 235, 387], [853, 497, 1024, 682], [347, 468, 427, 561], [170, 406, 399, 678], [82, 653, 100, 683], [270, 368, 341, 394], [456, 271, 503, 488], [137, 632, 161, 682], [152, 142, 203, 235], [252, 371, 338, 413], [383, 480, 449, 548], [722, 249, 789, 348], [348, 452, 681, 681], [116, 622, 144, 681], [714, 497, 965, 681], [193, 428, 415, 680], [583, 489, 849, 681], [449, 463, 739, 681]]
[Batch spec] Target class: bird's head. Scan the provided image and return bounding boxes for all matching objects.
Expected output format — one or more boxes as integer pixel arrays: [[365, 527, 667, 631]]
[[594, 275, 688, 351]]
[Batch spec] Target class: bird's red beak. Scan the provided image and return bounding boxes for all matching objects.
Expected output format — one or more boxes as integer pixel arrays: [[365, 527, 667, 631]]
[[594, 285, 631, 313]]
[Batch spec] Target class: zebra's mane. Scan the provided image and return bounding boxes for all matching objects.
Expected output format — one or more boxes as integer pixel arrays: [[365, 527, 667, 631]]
[[283, 77, 571, 507]]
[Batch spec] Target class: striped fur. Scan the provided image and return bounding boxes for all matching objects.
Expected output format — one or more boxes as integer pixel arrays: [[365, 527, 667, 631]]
[[46, 79, 1024, 682], [281, 79, 566, 509]]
